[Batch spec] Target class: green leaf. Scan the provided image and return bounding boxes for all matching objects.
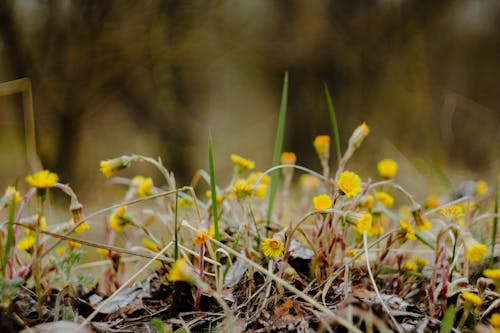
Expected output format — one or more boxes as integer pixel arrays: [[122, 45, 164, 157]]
[[208, 132, 220, 243], [174, 191, 179, 261], [266, 71, 288, 236], [491, 179, 499, 264], [440, 304, 456, 333], [324, 83, 341, 165]]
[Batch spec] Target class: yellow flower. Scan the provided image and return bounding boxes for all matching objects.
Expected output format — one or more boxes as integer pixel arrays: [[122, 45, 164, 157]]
[[3, 186, 22, 203], [399, 220, 416, 241], [491, 313, 500, 328], [208, 225, 215, 238], [99, 156, 131, 178], [247, 172, 270, 185], [368, 214, 384, 236], [464, 237, 488, 263], [352, 213, 372, 234], [375, 191, 394, 208], [280, 152, 297, 164], [56, 246, 65, 257], [484, 269, 500, 280], [132, 176, 153, 197], [73, 221, 90, 234], [178, 198, 193, 207], [253, 184, 268, 199], [17, 236, 35, 252], [231, 154, 255, 173], [26, 170, 59, 188], [299, 174, 320, 192], [205, 190, 224, 204], [360, 195, 374, 209], [313, 135, 330, 157], [143, 238, 160, 252], [231, 179, 253, 199], [167, 258, 192, 283], [109, 206, 133, 232], [346, 249, 359, 258], [377, 159, 398, 179], [337, 171, 362, 198], [475, 180, 488, 196], [261, 238, 284, 258], [97, 248, 110, 257], [404, 261, 418, 272], [192, 229, 209, 246], [412, 210, 432, 232], [424, 194, 439, 209], [26, 215, 47, 236], [67, 240, 81, 250], [312, 194, 333, 210], [440, 205, 464, 220], [348, 122, 370, 148], [461, 291, 482, 306], [413, 256, 430, 269]]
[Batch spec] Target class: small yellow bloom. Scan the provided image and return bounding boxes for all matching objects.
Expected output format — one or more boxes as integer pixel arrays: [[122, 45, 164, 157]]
[[368, 214, 384, 236], [100, 157, 131, 178], [312, 194, 333, 210], [208, 225, 215, 238], [348, 122, 370, 148], [461, 291, 482, 306], [440, 205, 464, 220], [491, 313, 500, 328], [424, 194, 439, 209], [299, 174, 320, 192], [399, 220, 416, 241], [205, 191, 224, 204], [109, 206, 133, 232], [313, 135, 330, 157], [56, 246, 65, 257], [26, 215, 47, 236], [97, 248, 110, 256], [352, 213, 372, 234], [67, 240, 81, 250], [280, 152, 297, 165], [26, 170, 59, 188], [377, 159, 398, 179], [475, 180, 488, 196], [231, 154, 255, 173], [412, 210, 432, 232], [404, 261, 418, 272], [247, 172, 270, 185], [73, 221, 90, 234], [360, 195, 374, 209], [253, 184, 268, 199], [3, 186, 22, 203], [484, 269, 500, 280], [167, 258, 192, 283], [178, 198, 193, 207], [413, 256, 430, 269], [132, 176, 153, 197], [345, 249, 359, 258], [143, 238, 160, 252], [261, 238, 284, 258], [231, 179, 253, 199], [17, 236, 35, 252], [375, 191, 394, 208], [337, 171, 362, 198], [464, 237, 488, 263], [192, 229, 209, 246]]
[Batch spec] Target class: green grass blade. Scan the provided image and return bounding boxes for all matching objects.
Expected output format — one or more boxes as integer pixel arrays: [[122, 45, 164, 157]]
[[208, 132, 220, 243], [266, 71, 289, 236], [174, 191, 179, 261], [491, 179, 499, 264], [440, 304, 455, 333], [324, 83, 341, 165], [1, 198, 16, 276]]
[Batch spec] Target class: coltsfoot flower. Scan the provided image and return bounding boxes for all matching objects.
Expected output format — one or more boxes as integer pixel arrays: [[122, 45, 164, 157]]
[[312, 194, 333, 210], [375, 191, 394, 208], [461, 291, 482, 306], [412, 209, 432, 232], [377, 159, 398, 179], [475, 180, 488, 196], [205, 191, 224, 204], [490, 313, 500, 329], [352, 213, 372, 234], [3, 186, 22, 204], [231, 154, 255, 173], [313, 135, 330, 158], [192, 229, 209, 246], [368, 214, 384, 236], [464, 236, 488, 263], [67, 240, 81, 250], [484, 268, 500, 280], [299, 174, 320, 192], [413, 256, 429, 270], [280, 152, 297, 164], [100, 156, 131, 178], [167, 258, 193, 283], [73, 221, 90, 234], [440, 205, 464, 220], [17, 236, 35, 252], [403, 261, 418, 272], [398, 220, 416, 241], [109, 206, 133, 232], [26, 170, 59, 188], [143, 238, 160, 252], [231, 179, 253, 199], [337, 171, 362, 198], [348, 122, 370, 149], [261, 238, 284, 258], [132, 176, 153, 197]]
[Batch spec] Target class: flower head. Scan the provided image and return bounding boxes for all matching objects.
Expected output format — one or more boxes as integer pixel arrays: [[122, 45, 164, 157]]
[[313, 135, 330, 157], [312, 194, 333, 211], [377, 159, 398, 179], [109, 206, 133, 232], [17, 236, 35, 252], [261, 238, 284, 258], [73, 221, 90, 234], [231, 179, 253, 199], [360, 195, 374, 209], [56, 246, 65, 257], [464, 237, 488, 263], [26, 170, 59, 188], [25, 215, 47, 236], [352, 213, 372, 234], [368, 214, 384, 236], [299, 174, 320, 192], [398, 220, 416, 241], [461, 291, 482, 306], [375, 191, 394, 208], [3, 186, 22, 204], [484, 268, 500, 280], [475, 180, 488, 196], [143, 238, 160, 252], [97, 248, 110, 257], [348, 122, 370, 149], [205, 191, 224, 204], [67, 240, 81, 250], [424, 194, 439, 209], [413, 256, 430, 270], [412, 210, 432, 232], [132, 176, 153, 197], [337, 171, 362, 198], [192, 229, 209, 246], [100, 156, 131, 178], [440, 205, 464, 220], [404, 261, 418, 272], [280, 152, 297, 165], [231, 154, 255, 173], [167, 258, 193, 283], [491, 313, 500, 328]]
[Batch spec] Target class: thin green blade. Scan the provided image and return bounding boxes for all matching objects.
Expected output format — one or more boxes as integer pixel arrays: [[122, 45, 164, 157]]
[[324, 83, 341, 165]]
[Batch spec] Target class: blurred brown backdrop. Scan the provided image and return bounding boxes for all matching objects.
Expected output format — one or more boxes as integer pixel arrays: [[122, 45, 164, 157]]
[[0, 0, 499, 202]]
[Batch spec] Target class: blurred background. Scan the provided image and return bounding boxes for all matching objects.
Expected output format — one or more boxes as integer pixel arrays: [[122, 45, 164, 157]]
[[0, 0, 499, 205]]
